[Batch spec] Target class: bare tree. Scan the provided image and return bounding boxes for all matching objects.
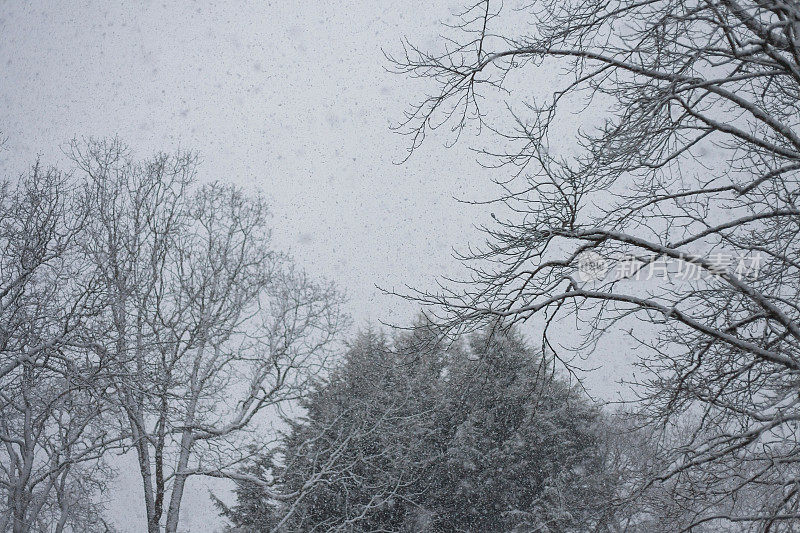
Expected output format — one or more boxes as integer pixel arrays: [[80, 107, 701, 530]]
[[393, 0, 800, 529], [73, 139, 345, 533], [0, 165, 116, 533]]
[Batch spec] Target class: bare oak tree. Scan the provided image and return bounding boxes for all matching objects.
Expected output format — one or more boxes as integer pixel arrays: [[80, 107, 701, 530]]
[[393, 0, 800, 529]]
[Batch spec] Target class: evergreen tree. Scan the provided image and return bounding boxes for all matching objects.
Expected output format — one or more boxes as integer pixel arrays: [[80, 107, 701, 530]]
[[219, 326, 613, 532]]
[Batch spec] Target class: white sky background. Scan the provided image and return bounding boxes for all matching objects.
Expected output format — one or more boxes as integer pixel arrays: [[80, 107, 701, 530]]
[[0, 1, 637, 530]]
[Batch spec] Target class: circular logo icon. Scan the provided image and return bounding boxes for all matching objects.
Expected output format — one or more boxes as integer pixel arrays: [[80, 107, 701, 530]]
[[577, 251, 608, 281]]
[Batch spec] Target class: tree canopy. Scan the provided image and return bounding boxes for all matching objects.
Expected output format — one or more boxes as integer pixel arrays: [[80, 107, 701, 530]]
[[392, 0, 800, 528]]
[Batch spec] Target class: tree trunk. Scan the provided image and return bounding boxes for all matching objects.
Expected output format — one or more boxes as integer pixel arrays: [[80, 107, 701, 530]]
[[163, 430, 193, 533], [164, 344, 204, 533]]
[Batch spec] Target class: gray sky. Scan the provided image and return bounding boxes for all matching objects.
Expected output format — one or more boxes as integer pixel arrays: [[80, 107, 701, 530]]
[[0, 1, 633, 530], [0, 0, 489, 327]]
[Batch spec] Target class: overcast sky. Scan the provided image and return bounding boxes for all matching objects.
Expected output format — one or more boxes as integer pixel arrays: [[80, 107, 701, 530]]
[[0, 0, 493, 325], [0, 2, 634, 530]]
